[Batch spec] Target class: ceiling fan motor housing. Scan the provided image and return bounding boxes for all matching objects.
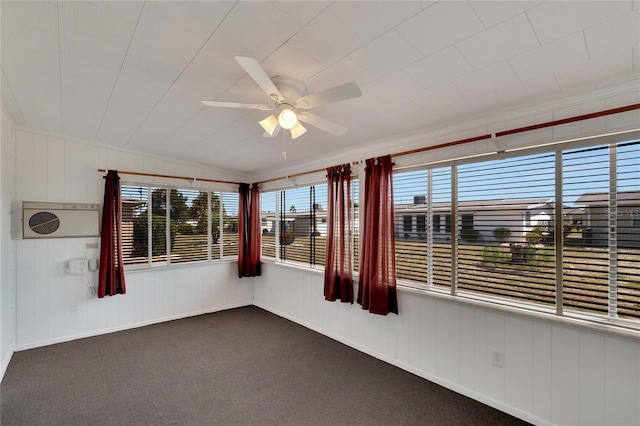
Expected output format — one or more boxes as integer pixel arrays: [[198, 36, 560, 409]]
[[271, 76, 307, 108]]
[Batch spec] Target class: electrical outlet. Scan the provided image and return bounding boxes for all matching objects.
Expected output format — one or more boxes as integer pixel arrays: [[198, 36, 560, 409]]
[[70, 305, 78, 315], [492, 350, 505, 368], [86, 242, 99, 249]]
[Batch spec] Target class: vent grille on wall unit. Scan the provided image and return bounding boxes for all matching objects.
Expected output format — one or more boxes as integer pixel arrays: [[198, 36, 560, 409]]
[[22, 202, 100, 239]]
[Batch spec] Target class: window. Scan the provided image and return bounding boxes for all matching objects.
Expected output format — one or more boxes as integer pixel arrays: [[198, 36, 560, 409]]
[[403, 215, 412, 233], [389, 139, 639, 326], [261, 191, 276, 259], [461, 214, 474, 230], [262, 184, 328, 268], [393, 169, 453, 287], [353, 180, 360, 273], [121, 184, 238, 266], [172, 189, 208, 264], [121, 185, 150, 266], [416, 215, 426, 234], [564, 142, 640, 320], [457, 153, 555, 307], [261, 180, 358, 270], [433, 215, 441, 232], [255, 137, 639, 328], [444, 215, 451, 233], [278, 185, 325, 267], [221, 192, 239, 259]]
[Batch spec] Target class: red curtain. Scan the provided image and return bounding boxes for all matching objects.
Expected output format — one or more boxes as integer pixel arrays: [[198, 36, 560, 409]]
[[238, 183, 262, 278], [98, 170, 126, 298], [324, 164, 353, 303], [357, 155, 398, 315]]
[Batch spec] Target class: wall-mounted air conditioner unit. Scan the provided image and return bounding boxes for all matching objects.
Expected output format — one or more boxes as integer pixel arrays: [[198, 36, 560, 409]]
[[22, 201, 100, 239]]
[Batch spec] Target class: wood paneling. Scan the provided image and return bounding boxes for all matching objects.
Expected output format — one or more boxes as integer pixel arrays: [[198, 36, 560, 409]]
[[1, 109, 17, 377], [254, 262, 640, 426], [12, 128, 253, 350]]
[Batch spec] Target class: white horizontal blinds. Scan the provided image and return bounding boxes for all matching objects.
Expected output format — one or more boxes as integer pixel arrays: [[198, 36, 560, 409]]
[[312, 184, 328, 267], [456, 154, 556, 306], [150, 188, 168, 265], [260, 191, 277, 259], [563, 145, 610, 316], [353, 179, 360, 273], [221, 192, 239, 259], [615, 141, 640, 320], [210, 191, 222, 260], [120, 185, 149, 265], [280, 186, 313, 266], [393, 170, 429, 284], [171, 189, 208, 264], [432, 167, 452, 289]]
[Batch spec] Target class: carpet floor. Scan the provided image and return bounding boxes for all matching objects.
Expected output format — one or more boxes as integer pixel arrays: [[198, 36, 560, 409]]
[[1, 306, 530, 425]]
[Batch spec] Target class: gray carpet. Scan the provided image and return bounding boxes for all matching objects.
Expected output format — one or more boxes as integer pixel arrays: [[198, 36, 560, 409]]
[[1, 306, 529, 425]]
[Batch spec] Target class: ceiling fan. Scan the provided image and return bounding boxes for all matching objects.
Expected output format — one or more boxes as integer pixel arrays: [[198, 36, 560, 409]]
[[201, 56, 362, 140]]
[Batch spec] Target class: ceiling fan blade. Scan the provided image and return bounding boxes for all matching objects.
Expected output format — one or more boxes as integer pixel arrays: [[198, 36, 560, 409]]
[[295, 82, 362, 109], [201, 100, 273, 110], [297, 112, 348, 136], [235, 56, 283, 102]]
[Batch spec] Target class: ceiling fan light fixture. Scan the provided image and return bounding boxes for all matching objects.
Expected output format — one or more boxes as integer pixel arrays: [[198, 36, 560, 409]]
[[259, 115, 279, 136], [278, 108, 298, 129], [290, 122, 307, 139]]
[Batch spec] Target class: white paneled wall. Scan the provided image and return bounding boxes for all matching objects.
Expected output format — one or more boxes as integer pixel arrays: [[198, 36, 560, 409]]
[[12, 128, 254, 350], [1, 108, 17, 377], [254, 262, 640, 426]]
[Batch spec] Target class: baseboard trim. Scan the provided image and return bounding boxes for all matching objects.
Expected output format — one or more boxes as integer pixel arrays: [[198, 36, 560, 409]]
[[252, 302, 550, 426], [1, 346, 14, 383], [14, 302, 251, 352]]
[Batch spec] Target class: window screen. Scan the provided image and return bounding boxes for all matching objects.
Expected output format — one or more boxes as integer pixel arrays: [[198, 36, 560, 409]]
[[393, 170, 429, 284], [261, 191, 277, 259], [565, 141, 640, 320], [265, 180, 355, 270], [150, 188, 168, 265], [121, 185, 149, 266], [120, 184, 238, 266], [353, 179, 360, 273], [221, 192, 239, 259], [563, 145, 610, 316], [617, 142, 640, 320], [210, 191, 222, 260], [171, 189, 208, 264], [457, 154, 555, 306], [432, 167, 452, 289], [278, 185, 326, 267]]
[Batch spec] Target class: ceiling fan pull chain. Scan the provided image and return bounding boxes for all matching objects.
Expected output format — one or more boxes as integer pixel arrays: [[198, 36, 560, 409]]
[[282, 131, 287, 160]]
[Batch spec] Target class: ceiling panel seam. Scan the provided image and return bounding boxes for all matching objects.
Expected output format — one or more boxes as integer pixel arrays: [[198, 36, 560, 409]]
[[93, 3, 145, 141], [123, 2, 239, 148]]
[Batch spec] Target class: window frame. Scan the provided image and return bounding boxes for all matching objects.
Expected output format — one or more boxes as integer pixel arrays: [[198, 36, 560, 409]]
[[260, 177, 359, 271], [263, 134, 639, 332], [120, 182, 239, 269]]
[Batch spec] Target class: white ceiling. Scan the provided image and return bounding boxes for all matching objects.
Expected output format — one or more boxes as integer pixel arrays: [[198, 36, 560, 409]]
[[2, 1, 639, 180]]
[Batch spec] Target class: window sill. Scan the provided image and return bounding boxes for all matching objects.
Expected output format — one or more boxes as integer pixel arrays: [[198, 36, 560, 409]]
[[262, 259, 640, 340], [397, 283, 640, 341], [124, 258, 237, 274]]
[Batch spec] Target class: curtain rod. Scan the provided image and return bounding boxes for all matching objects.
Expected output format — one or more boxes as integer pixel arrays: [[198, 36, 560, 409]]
[[257, 103, 640, 185], [98, 169, 240, 185]]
